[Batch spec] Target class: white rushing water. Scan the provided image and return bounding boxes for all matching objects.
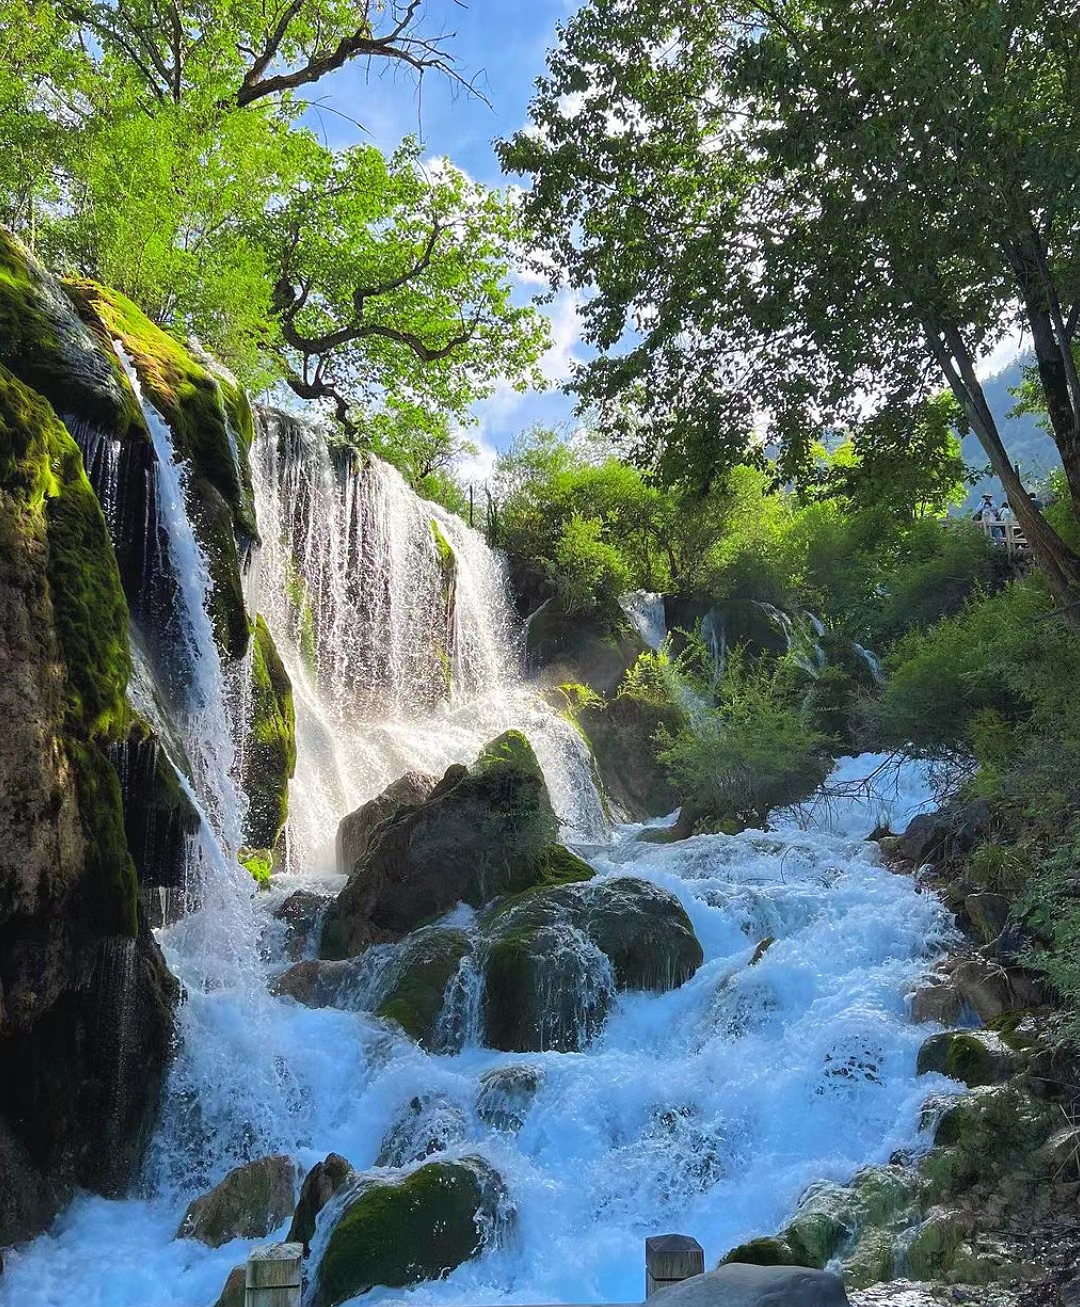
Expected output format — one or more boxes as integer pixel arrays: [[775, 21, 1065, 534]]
[[245, 411, 607, 860], [1, 402, 960, 1307]]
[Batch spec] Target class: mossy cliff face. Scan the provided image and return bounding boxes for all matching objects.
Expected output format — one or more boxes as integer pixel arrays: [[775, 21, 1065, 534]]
[[0, 229, 256, 665], [242, 615, 297, 854], [0, 368, 177, 1244], [66, 279, 256, 658]]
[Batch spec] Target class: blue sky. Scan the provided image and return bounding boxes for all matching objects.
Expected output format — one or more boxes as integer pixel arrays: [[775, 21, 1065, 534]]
[[309, 0, 583, 478]]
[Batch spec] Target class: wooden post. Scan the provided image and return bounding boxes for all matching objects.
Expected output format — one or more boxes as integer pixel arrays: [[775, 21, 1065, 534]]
[[645, 1234, 705, 1298], [246, 1242, 303, 1307]]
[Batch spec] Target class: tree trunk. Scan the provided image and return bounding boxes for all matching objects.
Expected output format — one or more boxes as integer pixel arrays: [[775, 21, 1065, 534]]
[[925, 320, 1080, 627], [1004, 232, 1080, 516]]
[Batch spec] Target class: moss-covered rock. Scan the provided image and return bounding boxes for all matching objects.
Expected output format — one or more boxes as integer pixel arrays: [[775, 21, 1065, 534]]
[[578, 690, 679, 820], [916, 1030, 1020, 1088], [65, 280, 256, 657], [177, 1154, 297, 1248], [320, 732, 568, 958], [0, 230, 143, 440], [375, 928, 472, 1048], [480, 877, 702, 1052], [0, 366, 175, 1241], [242, 616, 296, 853], [312, 1158, 507, 1307]]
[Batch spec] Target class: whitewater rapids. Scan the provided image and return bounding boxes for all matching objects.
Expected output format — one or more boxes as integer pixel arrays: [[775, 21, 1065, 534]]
[[0, 754, 957, 1307]]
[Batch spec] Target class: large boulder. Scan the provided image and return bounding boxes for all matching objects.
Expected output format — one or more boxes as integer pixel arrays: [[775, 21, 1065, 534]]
[[287, 1153, 356, 1255], [320, 732, 590, 958], [176, 1155, 296, 1247], [948, 957, 1047, 1022], [312, 1158, 507, 1307], [336, 770, 439, 875], [895, 802, 990, 868], [481, 877, 703, 1052], [916, 1030, 1019, 1087], [654, 1265, 849, 1307]]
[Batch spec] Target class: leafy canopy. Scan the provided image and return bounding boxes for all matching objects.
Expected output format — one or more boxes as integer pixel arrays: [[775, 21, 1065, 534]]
[[500, 0, 1080, 601]]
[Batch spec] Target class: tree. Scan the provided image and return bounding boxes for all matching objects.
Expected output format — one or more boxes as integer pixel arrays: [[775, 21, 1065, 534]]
[[500, 0, 1080, 614], [0, 2, 548, 450], [264, 139, 547, 432]]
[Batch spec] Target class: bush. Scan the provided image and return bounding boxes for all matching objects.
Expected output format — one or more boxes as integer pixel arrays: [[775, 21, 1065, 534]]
[[657, 656, 832, 829]]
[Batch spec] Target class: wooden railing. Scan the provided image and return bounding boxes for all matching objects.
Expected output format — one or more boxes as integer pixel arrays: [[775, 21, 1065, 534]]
[[977, 518, 1029, 560], [243, 1234, 705, 1306]]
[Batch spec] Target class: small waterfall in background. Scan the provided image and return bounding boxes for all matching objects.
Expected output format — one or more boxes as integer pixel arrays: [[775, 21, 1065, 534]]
[[620, 590, 667, 651], [246, 409, 608, 866]]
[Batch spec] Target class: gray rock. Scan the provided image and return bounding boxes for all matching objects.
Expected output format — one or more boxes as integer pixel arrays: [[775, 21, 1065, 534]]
[[950, 957, 1046, 1022], [375, 1094, 469, 1168], [963, 892, 1009, 944], [335, 770, 439, 875], [177, 1155, 296, 1247], [910, 980, 963, 1025], [476, 1065, 543, 1132], [656, 1265, 849, 1307]]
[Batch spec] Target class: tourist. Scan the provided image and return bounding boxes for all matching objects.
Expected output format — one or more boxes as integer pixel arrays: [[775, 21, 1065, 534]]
[[973, 493, 997, 523], [998, 500, 1015, 523]]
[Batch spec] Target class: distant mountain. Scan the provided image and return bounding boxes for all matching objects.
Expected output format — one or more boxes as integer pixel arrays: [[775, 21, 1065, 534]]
[[962, 353, 1059, 505]]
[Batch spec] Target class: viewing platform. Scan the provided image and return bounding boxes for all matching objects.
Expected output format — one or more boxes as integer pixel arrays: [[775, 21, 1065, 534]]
[[976, 518, 1029, 562]]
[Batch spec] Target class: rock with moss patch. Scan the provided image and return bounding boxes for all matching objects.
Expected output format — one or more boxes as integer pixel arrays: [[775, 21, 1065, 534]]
[[320, 733, 583, 957], [312, 1158, 507, 1307], [177, 1155, 296, 1247], [476, 1065, 543, 1132], [287, 1153, 356, 1255], [374, 927, 472, 1048], [916, 1030, 1019, 1087], [480, 877, 702, 1052], [336, 770, 439, 875], [948, 958, 1047, 1022], [243, 616, 296, 852]]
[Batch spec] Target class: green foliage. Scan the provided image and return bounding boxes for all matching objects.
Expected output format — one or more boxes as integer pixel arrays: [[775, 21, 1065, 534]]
[[501, 0, 1080, 601], [657, 655, 832, 830], [239, 850, 272, 885]]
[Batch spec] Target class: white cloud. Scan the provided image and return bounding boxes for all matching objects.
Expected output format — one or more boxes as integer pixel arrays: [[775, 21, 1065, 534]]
[[976, 324, 1026, 381], [455, 429, 500, 485]]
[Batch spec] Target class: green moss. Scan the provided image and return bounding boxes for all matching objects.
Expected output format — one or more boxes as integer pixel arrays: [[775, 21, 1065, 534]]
[[66, 281, 254, 657], [430, 518, 455, 572], [0, 366, 137, 936], [474, 730, 546, 782], [721, 1236, 801, 1267], [534, 844, 595, 887], [239, 850, 273, 885], [916, 1030, 1014, 1087], [242, 616, 296, 851], [0, 232, 145, 441], [375, 929, 471, 1048], [314, 1161, 495, 1307], [284, 555, 317, 671]]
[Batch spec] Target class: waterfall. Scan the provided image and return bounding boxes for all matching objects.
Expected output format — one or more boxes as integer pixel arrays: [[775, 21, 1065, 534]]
[[620, 590, 667, 651], [246, 409, 608, 867]]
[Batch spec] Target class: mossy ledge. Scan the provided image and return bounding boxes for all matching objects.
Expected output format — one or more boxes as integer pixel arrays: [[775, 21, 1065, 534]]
[[242, 615, 297, 856]]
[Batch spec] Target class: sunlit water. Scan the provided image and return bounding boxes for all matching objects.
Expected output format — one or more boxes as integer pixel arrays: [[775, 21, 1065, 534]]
[[2, 405, 960, 1307]]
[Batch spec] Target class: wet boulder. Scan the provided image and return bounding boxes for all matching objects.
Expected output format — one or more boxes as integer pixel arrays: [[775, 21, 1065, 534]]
[[211, 1265, 246, 1307], [949, 957, 1047, 1022], [916, 1030, 1019, 1087], [895, 802, 990, 868], [336, 770, 439, 875], [242, 617, 296, 854], [177, 1154, 296, 1247], [320, 732, 590, 958], [375, 927, 473, 1049], [655, 1264, 849, 1307], [271, 958, 365, 1008], [273, 888, 333, 961], [963, 892, 1009, 945], [481, 877, 703, 1052], [287, 1153, 356, 1255], [312, 1157, 507, 1307], [376, 1094, 469, 1168], [476, 1065, 544, 1132]]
